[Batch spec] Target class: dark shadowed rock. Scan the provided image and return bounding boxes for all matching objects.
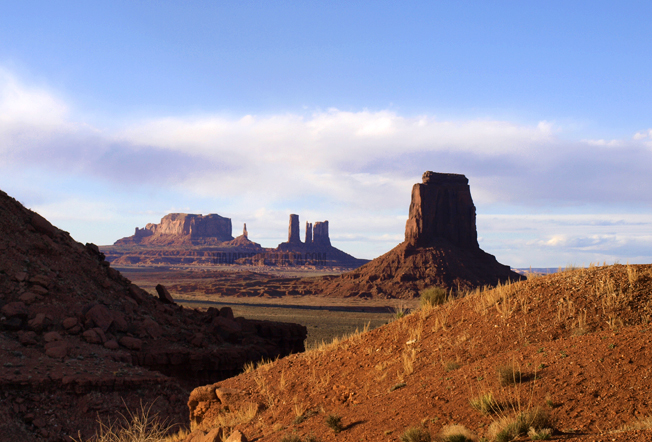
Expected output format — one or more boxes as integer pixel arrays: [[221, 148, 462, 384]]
[[288, 214, 301, 243], [156, 284, 175, 304]]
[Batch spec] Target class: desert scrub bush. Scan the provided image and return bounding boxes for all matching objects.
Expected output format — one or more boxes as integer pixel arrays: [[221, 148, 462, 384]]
[[444, 360, 461, 371], [395, 303, 408, 319], [438, 424, 477, 441], [73, 403, 186, 442], [614, 415, 652, 432], [528, 427, 552, 440], [469, 392, 502, 414], [325, 414, 343, 433], [489, 408, 552, 442], [400, 426, 432, 442], [280, 435, 302, 442], [420, 286, 449, 307], [497, 363, 522, 386]]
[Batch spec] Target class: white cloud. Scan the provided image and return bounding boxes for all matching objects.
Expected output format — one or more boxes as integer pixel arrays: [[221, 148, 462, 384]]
[[2, 68, 652, 265], [633, 129, 652, 140]]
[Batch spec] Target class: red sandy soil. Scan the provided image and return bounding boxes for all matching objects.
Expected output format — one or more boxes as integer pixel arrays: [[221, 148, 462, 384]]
[[186, 264, 652, 441]]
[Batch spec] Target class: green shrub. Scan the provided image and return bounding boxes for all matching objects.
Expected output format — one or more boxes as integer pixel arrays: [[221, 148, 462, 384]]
[[280, 435, 302, 442], [400, 426, 432, 442], [420, 287, 449, 307]]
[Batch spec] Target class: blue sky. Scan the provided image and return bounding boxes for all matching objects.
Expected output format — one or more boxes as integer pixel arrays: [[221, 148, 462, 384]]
[[2, 1, 652, 267]]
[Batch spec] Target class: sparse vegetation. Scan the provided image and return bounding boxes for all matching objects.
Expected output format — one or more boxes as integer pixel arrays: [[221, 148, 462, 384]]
[[400, 426, 432, 442], [469, 392, 502, 414], [420, 286, 449, 307], [280, 434, 302, 442], [489, 408, 553, 442], [444, 360, 461, 371], [438, 424, 477, 441], [528, 426, 552, 440], [73, 403, 187, 442], [325, 414, 343, 433], [497, 363, 522, 386], [614, 415, 652, 432]]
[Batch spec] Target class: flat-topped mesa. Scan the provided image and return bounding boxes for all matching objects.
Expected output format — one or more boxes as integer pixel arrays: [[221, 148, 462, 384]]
[[288, 214, 301, 244], [115, 213, 233, 245], [404, 171, 479, 249]]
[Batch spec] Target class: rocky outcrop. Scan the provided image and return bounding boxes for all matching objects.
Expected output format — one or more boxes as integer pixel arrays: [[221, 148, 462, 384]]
[[305, 222, 313, 244], [313, 221, 330, 247], [115, 213, 234, 246], [308, 171, 524, 298], [287, 214, 301, 244], [405, 172, 478, 249], [0, 189, 306, 441]]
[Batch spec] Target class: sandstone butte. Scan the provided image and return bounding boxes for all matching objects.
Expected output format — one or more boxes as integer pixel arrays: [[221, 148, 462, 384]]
[[0, 189, 306, 442]]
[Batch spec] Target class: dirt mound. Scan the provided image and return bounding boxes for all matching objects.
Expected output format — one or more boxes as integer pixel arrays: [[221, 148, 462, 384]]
[[309, 240, 522, 299], [0, 189, 306, 441], [186, 264, 652, 441]]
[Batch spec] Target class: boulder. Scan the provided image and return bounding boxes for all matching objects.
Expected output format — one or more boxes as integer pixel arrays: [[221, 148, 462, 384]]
[[119, 336, 143, 350], [1, 302, 28, 319], [85, 304, 113, 332], [156, 284, 175, 304]]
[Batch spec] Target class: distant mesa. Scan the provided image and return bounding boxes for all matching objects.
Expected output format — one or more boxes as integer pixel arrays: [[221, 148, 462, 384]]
[[312, 171, 524, 298], [107, 211, 365, 269], [237, 214, 367, 268], [115, 213, 235, 246]]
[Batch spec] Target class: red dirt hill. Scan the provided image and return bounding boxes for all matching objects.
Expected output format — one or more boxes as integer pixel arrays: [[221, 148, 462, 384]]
[[185, 263, 652, 442]]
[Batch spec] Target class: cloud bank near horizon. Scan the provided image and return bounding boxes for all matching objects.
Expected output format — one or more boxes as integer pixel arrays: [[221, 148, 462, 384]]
[[2, 70, 652, 266]]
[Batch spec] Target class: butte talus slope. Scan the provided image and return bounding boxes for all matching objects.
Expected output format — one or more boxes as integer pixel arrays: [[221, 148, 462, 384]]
[[312, 171, 523, 298], [187, 264, 652, 442], [0, 189, 306, 442]]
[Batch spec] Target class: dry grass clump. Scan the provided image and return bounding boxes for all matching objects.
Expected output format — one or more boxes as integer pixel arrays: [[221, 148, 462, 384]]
[[497, 363, 522, 386], [281, 434, 322, 442], [444, 360, 461, 371], [420, 286, 450, 307], [469, 392, 503, 415], [437, 424, 477, 441], [614, 415, 652, 432], [400, 426, 431, 442], [488, 407, 553, 442], [73, 403, 187, 442], [213, 401, 258, 432]]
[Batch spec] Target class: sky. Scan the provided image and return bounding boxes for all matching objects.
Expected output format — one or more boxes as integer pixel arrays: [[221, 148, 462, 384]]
[[2, 1, 652, 267]]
